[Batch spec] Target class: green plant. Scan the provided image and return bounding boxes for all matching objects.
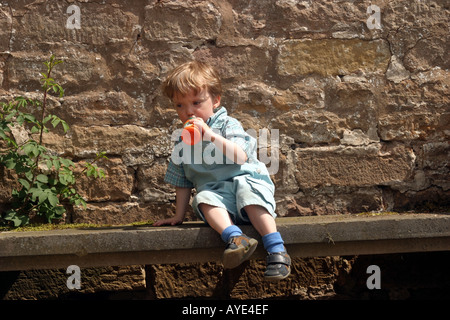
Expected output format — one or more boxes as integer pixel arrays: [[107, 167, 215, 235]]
[[0, 55, 107, 227]]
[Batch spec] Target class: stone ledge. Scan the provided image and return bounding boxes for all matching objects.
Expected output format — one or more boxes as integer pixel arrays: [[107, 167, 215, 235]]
[[0, 213, 449, 271]]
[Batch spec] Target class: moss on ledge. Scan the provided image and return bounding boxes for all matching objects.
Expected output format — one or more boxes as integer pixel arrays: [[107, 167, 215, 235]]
[[0, 219, 154, 233]]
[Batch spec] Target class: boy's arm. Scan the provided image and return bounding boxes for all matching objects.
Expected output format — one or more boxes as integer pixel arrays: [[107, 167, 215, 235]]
[[153, 187, 191, 226], [206, 131, 248, 165], [190, 118, 248, 165]]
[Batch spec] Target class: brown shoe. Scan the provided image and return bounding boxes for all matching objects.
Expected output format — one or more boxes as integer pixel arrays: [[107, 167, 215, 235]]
[[222, 234, 258, 269]]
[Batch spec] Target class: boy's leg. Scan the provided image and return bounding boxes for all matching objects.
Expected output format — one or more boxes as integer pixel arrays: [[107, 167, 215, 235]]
[[199, 203, 258, 269], [244, 205, 286, 253], [245, 205, 291, 280], [245, 205, 284, 252], [244, 204, 277, 236], [199, 203, 242, 242], [198, 203, 234, 234]]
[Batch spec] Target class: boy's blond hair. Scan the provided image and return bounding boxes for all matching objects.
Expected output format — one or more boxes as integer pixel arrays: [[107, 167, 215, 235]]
[[162, 60, 222, 100]]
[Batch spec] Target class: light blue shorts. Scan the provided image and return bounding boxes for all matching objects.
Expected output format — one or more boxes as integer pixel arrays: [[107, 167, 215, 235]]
[[192, 174, 277, 225]]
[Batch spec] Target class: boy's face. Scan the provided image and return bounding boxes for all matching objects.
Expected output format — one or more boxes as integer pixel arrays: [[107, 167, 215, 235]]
[[172, 87, 221, 124]]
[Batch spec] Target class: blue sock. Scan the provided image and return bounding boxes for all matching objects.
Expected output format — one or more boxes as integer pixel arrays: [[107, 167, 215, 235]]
[[262, 232, 285, 253], [221, 225, 242, 242]]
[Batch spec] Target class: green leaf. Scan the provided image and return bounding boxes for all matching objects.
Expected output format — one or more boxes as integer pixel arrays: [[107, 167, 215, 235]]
[[4, 111, 16, 121], [18, 178, 30, 190], [23, 114, 36, 123], [4, 210, 29, 227], [43, 114, 52, 124], [23, 143, 39, 158], [51, 116, 61, 128], [24, 170, 33, 181], [61, 120, 69, 133], [47, 193, 58, 207], [53, 159, 61, 171], [58, 173, 69, 185], [3, 157, 16, 169], [16, 114, 24, 125], [31, 125, 40, 133], [15, 97, 28, 109], [60, 158, 74, 168], [54, 205, 66, 216], [36, 174, 49, 183], [37, 144, 47, 154], [0, 55, 69, 228], [37, 190, 47, 204]]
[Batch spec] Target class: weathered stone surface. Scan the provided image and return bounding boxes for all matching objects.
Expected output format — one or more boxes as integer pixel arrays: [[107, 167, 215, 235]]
[[136, 159, 176, 203], [294, 143, 415, 189], [194, 46, 271, 83], [386, 55, 411, 83], [150, 257, 343, 299], [71, 201, 186, 225], [5, 49, 112, 94], [41, 125, 171, 160], [76, 157, 134, 202], [55, 91, 151, 127], [382, 0, 449, 71], [276, 187, 387, 216], [10, 0, 140, 51], [0, 7, 11, 53], [2, 265, 145, 300], [228, 258, 339, 299], [145, 1, 221, 42], [150, 262, 223, 299], [223, 0, 376, 42], [277, 39, 391, 76], [0, 166, 17, 204]]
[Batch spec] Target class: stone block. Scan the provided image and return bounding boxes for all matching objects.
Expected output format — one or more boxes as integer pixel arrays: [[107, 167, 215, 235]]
[[2, 265, 145, 300], [277, 39, 390, 76], [144, 1, 221, 41], [276, 186, 387, 216], [136, 160, 175, 203], [224, 0, 370, 41], [10, 1, 139, 51], [378, 112, 447, 142], [228, 257, 340, 299], [149, 257, 346, 300], [383, 0, 449, 71], [193, 46, 270, 82], [150, 262, 223, 299], [55, 91, 150, 127], [0, 167, 17, 204], [76, 157, 134, 202], [6, 49, 112, 93], [274, 109, 342, 145], [71, 201, 177, 225], [70, 125, 169, 159], [295, 143, 415, 189], [0, 7, 11, 52]]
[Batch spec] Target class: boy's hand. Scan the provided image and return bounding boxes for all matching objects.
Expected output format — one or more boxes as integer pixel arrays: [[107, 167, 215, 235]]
[[153, 217, 183, 227], [189, 117, 213, 140], [154, 187, 190, 227]]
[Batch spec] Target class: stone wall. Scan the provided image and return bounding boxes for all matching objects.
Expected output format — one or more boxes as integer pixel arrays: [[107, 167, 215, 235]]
[[0, 0, 448, 299], [3, 252, 449, 300], [1, 0, 448, 221]]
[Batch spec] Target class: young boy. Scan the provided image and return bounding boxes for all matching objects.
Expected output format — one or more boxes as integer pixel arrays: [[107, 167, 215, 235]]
[[153, 60, 291, 280]]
